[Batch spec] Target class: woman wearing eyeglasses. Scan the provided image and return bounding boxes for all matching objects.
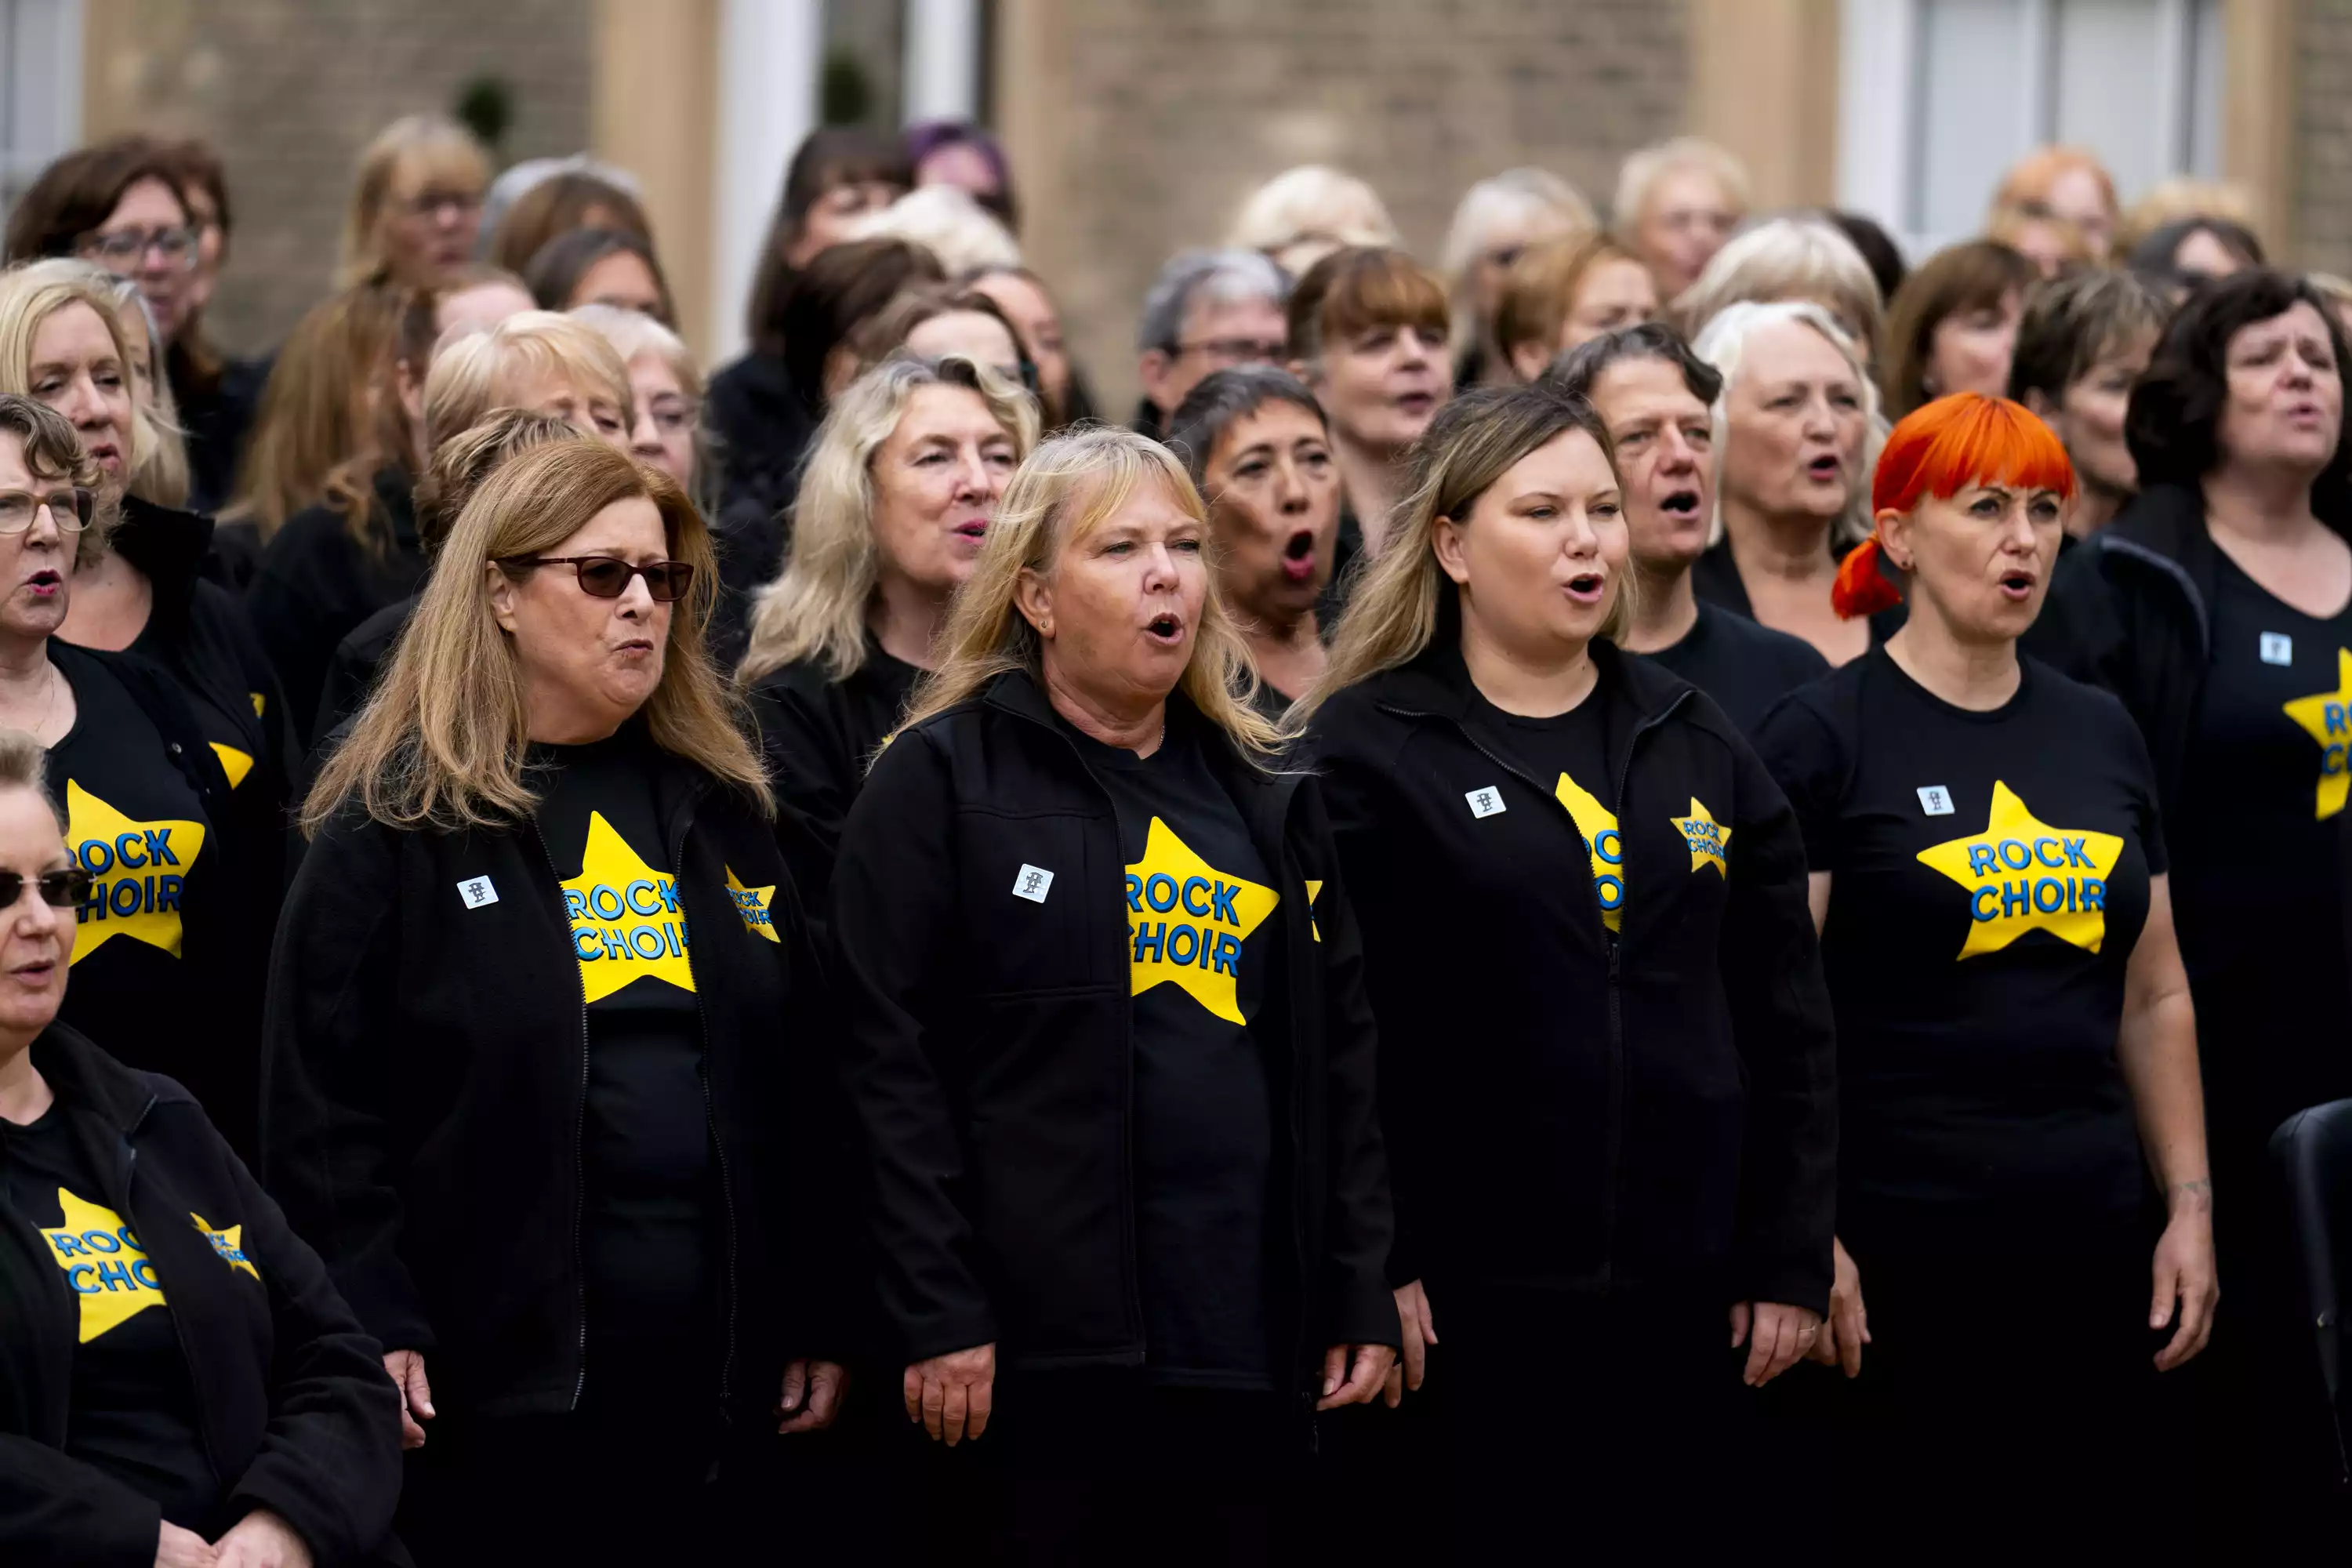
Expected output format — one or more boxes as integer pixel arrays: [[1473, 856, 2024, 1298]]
[[269, 439, 848, 1565], [2, 140, 201, 365]]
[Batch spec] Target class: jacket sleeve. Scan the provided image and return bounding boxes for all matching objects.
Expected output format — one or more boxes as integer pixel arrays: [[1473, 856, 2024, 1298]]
[[2021, 539, 2129, 691], [212, 1136, 405, 1566], [828, 731, 996, 1363], [0, 1437, 162, 1568], [1721, 728, 1838, 1315], [752, 684, 855, 931], [258, 808, 436, 1356], [1296, 778, 1401, 1350]]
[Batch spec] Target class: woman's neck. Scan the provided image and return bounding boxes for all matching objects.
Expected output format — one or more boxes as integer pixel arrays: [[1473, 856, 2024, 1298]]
[[1618, 556, 1701, 654], [1722, 499, 1837, 582], [0, 1037, 53, 1127], [1884, 613, 2020, 711], [1234, 600, 1326, 701], [1334, 430, 1403, 558], [1458, 613, 1597, 718], [58, 548, 151, 654], [1042, 661, 1166, 757], [2203, 460, 2325, 545], [869, 572, 952, 671]]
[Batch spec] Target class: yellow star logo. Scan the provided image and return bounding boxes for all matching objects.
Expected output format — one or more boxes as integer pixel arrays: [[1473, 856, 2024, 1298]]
[[209, 742, 254, 789], [560, 811, 696, 1003], [1305, 879, 1323, 943], [1670, 797, 1731, 876], [2282, 646, 2352, 820], [38, 1189, 167, 1342], [1553, 772, 1626, 932], [190, 1212, 260, 1280], [248, 691, 265, 719], [1915, 781, 2124, 960], [62, 780, 205, 962], [725, 865, 779, 943], [1124, 817, 1279, 1024]]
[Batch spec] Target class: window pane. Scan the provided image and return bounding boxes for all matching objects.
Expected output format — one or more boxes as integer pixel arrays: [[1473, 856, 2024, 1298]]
[[1915, 0, 2033, 238], [2188, 0, 2224, 177], [2053, 0, 2167, 201]]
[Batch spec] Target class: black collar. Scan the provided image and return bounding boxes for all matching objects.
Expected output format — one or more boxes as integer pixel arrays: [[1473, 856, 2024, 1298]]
[[111, 494, 215, 618], [26, 1023, 165, 1136]]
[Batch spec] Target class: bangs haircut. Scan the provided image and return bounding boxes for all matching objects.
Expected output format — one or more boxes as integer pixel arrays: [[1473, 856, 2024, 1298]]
[[1494, 232, 1641, 363], [1874, 392, 2076, 519], [421, 310, 633, 449], [1287, 247, 1449, 365], [1882, 241, 2039, 418], [2007, 268, 2167, 405]]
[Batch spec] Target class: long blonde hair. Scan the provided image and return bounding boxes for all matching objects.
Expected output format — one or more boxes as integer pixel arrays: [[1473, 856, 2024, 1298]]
[[897, 426, 1283, 760], [0, 262, 147, 563], [339, 114, 491, 287], [225, 281, 403, 539], [1295, 383, 1629, 723], [739, 353, 1038, 685], [304, 441, 769, 833]]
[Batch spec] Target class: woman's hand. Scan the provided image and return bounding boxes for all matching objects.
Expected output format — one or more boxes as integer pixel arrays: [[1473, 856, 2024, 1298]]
[[903, 1342, 995, 1445], [1381, 1279, 1438, 1407], [154, 1522, 217, 1568], [1318, 1342, 1396, 1410], [1807, 1236, 1869, 1377], [1730, 1300, 1820, 1387], [383, 1349, 434, 1449], [210, 1511, 312, 1568], [2151, 1191, 2218, 1371], [777, 1358, 850, 1434]]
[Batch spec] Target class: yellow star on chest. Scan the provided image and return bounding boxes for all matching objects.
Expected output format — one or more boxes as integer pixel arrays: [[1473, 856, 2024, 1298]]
[[2281, 646, 2352, 820], [560, 811, 695, 1004], [38, 1189, 168, 1343], [1553, 772, 1627, 932], [725, 865, 779, 943], [190, 1212, 260, 1280], [1915, 781, 2124, 960], [62, 779, 205, 962], [1670, 797, 1731, 876], [1123, 816, 1279, 1025], [209, 742, 254, 789]]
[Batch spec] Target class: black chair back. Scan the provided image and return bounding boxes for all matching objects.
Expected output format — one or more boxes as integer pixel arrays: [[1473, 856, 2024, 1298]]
[[2272, 1097, 2352, 1482]]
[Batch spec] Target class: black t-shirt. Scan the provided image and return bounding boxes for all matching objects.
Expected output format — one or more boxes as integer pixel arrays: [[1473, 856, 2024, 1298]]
[[1639, 602, 1830, 736], [1066, 714, 1279, 1388], [1753, 650, 2161, 1223], [2168, 553, 2352, 1129], [1464, 688, 1625, 934], [2, 1104, 214, 1527], [532, 728, 716, 1378], [45, 646, 220, 1073], [1691, 537, 1909, 645]]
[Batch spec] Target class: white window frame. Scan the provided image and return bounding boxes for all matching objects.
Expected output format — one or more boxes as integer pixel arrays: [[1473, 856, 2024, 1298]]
[[1838, 0, 2212, 254], [0, 0, 82, 225]]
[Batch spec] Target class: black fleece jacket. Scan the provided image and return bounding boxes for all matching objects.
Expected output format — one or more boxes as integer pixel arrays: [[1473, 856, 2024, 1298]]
[[261, 739, 848, 1426], [1305, 639, 1838, 1312], [829, 673, 1399, 1388], [0, 1025, 402, 1568], [749, 646, 920, 927], [245, 470, 423, 748]]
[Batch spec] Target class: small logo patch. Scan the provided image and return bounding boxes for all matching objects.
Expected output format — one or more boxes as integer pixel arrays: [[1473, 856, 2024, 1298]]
[[2262, 632, 2294, 666], [456, 877, 499, 909], [1465, 787, 1508, 819], [1011, 864, 1054, 904], [1916, 786, 1955, 817]]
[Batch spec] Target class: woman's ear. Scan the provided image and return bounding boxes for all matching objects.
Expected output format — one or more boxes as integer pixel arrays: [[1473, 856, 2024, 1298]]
[[1874, 506, 1916, 572], [1012, 565, 1054, 640], [1431, 515, 1472, 587], [486, 561, 521, 633]]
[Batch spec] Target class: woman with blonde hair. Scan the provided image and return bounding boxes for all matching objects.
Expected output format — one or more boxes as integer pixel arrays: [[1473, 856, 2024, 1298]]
[[1614, 136, 1751, 303], [739, 353, 1034, 915], [829, 424, 1396, 1554], [1229, 165, 1399, 279], [1494, 231, 1660, 382], [1690, 299, 1893, 664], [270, 439, 846, 1563], [339, 114, 492, 289], [1442, 169, 1595, 388], [1672, 216, 1886, 368], [223, 280, 405, 546], [1298, 381, 1833, 1555]]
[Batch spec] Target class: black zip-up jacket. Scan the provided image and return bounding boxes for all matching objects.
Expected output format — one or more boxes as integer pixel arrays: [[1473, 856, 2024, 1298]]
[[261, 740, 847, 1426], [1307, 639, 1837, 1312], [246, 470, 423, 748], [750, 647, 920, 927], [829, 672, 1399, 1389], [0, 1025, 402, 1567]]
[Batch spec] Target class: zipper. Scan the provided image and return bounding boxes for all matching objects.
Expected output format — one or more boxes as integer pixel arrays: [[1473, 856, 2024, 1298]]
[[528, 818, 593, 1410], [673, 800, 741, 1421]]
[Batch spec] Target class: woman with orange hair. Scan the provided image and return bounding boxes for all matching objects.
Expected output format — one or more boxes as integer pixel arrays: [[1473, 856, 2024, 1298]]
[[1754, 393, 2212, 1560], [1989, 147, 2121, 266]]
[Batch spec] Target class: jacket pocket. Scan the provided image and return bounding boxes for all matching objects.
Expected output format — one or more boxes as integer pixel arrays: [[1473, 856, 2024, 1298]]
[[956, 811, 1105, 996]]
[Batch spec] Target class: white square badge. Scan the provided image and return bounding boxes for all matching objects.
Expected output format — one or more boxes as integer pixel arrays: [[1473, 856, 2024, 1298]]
[[1465, 786, 1508, 819], [2261, 632, 2294, 666], [1916, 786, 1955, 817], [456, 876, 499, 909], [1011, 864, 1054, 904]]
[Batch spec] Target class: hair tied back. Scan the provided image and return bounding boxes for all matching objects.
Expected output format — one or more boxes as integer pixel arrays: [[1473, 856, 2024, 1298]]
[[1832, 535, 1903, 620]]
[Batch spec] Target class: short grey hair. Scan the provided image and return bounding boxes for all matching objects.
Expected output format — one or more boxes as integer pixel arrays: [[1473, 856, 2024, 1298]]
[[1137, 248, 1289, 354], [1164, 366, 1327, 488]]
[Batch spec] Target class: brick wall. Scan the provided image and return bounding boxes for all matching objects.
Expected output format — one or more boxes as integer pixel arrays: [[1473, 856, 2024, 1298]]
[[2295, 0, 2352, 276], [82, 0, 595, 354], [997, 0, 1692, 416]]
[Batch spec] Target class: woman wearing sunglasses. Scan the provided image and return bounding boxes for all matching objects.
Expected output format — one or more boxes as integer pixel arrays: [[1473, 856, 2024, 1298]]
[[0, 396, 269, 1160], [269, 438, 848, 1564]]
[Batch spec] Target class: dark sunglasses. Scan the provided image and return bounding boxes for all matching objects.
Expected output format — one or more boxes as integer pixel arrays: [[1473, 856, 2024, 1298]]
[[503, 555, 695, 602], [0, 868, 92, 909]]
